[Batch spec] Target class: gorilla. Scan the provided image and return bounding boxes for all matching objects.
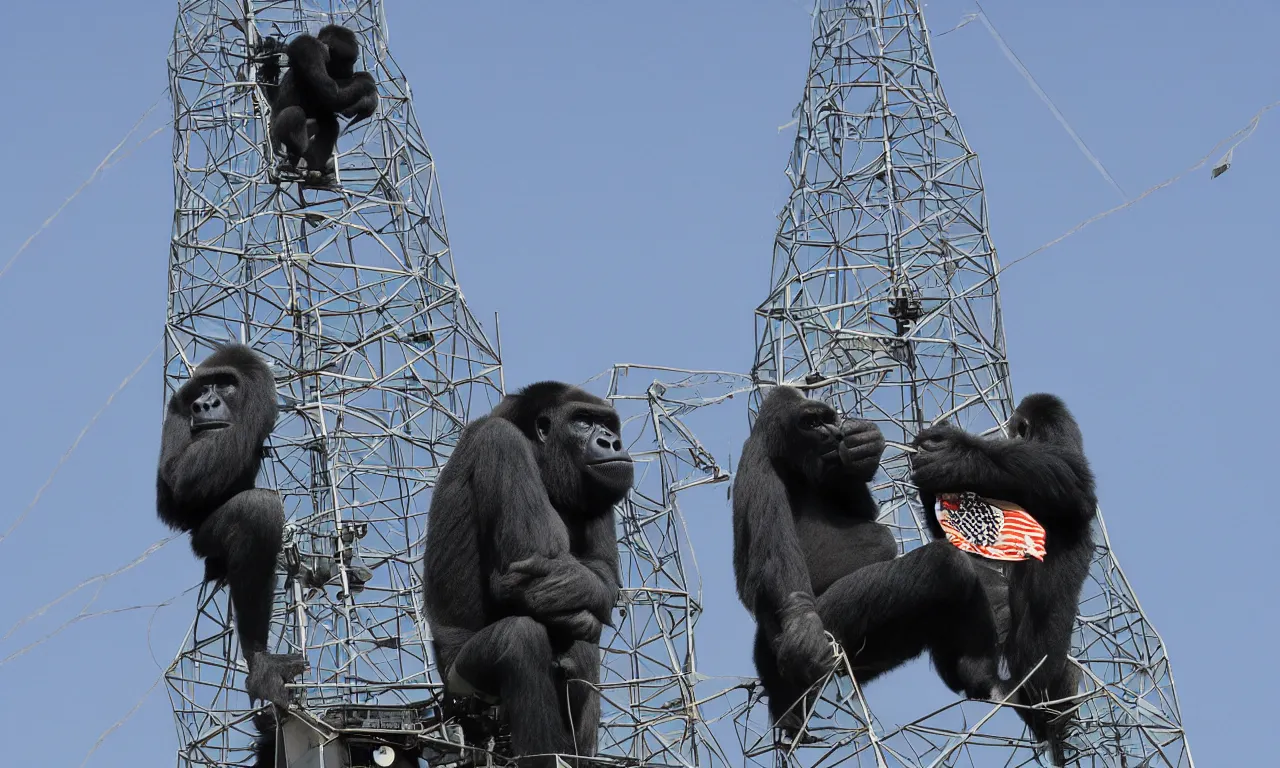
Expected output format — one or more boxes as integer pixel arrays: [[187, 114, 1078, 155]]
[[156, 344, 305, 708], [912, 393, 1097, 764], [255, 24, 379, 185], [732, 386, 1002, 732], [423, 382, 632, 768]]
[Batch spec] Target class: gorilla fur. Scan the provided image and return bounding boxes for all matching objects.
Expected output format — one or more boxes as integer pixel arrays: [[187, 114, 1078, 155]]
[[423, 381, 633, 767], [733, 386, 1002, 732], [912, 393, 1097, 763], [157, 344, 305, 709]]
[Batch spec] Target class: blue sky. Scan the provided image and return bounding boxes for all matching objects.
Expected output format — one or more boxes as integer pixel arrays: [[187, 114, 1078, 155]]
[[0, 1, 1274, 764]]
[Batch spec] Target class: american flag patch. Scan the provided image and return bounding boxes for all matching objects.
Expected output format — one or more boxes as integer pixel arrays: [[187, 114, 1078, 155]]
[[936, 492, 1046, 562]]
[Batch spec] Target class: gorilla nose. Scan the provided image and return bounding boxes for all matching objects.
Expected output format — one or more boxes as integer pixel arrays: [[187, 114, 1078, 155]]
[[192, 397, 220, 413], [586, 428, 630, 464]]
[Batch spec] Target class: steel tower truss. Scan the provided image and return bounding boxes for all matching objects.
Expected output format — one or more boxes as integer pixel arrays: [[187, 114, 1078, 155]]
[[593, 365, 753, 767], [164, 2, 503, 766], [729, 2, 1194, 766]]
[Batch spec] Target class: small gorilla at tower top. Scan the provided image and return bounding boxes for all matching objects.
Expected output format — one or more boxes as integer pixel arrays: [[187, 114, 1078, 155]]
[[733, 386, 1002, 733], [424, 382, 632, 768], [157, 344, 305, 708], [912, 393, 1096, 765], [255, 24, 378, 184]]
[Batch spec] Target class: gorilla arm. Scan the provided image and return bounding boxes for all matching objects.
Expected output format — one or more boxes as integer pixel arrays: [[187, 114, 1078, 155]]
[[912, 425, 1095, 525], [339, 72, 378, 125], [470, 418, 615, 640], [501, 510, 620, 641], [732, 441, 833, 685]]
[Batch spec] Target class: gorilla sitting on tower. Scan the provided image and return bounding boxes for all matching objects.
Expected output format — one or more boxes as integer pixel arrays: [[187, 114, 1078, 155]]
[[423, 382, 633, 768], [732, 386, 1002, 733], [156, 344, 305, 708], [255, 24, 379, 186]]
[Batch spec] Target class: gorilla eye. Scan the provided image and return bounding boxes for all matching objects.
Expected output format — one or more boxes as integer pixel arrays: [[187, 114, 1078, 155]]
[[801, 414, 823, 430]]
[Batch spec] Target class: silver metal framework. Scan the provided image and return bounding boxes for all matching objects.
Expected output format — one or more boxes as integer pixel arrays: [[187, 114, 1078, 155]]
[[727, 2, 1194, 766], [594, 365, 753, 767]]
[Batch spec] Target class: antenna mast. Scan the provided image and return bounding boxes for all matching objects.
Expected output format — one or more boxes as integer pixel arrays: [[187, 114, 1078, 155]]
[[164, 2, 501, 765]]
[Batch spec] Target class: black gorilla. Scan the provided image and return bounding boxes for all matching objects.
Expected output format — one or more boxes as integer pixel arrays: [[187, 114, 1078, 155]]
[[733, 386, 1002, 731], [912, 394, 1096, 763], [157, 344, 305, 708], [423, 382, 632, 767], [255, 24, 378, 184]]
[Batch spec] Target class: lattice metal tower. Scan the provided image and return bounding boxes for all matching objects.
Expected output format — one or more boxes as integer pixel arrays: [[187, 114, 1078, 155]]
[[163, 1, 503, 766], [729, 1, 1194, 766]]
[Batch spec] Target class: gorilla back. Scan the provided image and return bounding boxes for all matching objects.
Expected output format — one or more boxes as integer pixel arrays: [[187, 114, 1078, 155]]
[[423, 381, 631, 767]]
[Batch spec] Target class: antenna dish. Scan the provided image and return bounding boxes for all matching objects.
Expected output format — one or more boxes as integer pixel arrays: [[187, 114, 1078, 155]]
[[372, 745, 396, 767]]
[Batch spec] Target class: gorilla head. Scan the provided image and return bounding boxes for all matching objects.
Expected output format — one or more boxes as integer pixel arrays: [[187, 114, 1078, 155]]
[[1006, 393, 1085, 452], [158, 344, 276, 528], [317, 24, 359, 78], [754, 385, 883, 487], [492, 382, 634, 515]]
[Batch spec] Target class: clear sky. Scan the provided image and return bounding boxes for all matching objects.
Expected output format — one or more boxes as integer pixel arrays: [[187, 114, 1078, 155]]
[[0, 1, 1274, 764]]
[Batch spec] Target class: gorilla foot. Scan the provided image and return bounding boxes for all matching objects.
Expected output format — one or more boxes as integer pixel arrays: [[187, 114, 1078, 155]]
[[247, 652, 308, 709], [957, 654, 1002, 700], [272, 159, 303, 183], [934, 652, 1001, 701], [773, 710, 821, 745]]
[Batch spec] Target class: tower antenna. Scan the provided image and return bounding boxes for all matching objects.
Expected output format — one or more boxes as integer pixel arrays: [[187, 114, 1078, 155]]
[[164, 2, 501, 765]]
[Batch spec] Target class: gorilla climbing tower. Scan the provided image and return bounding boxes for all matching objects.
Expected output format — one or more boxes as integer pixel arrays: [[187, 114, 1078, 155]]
[[732, 1, 1195, 766], [164, 2, 502, 766]]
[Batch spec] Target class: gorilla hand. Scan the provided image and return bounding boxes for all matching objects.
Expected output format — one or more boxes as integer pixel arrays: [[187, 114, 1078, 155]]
[[497, 556, 599, 617], [246, 652, 308, 709], [543, 609, 603, 644], [910, 424, 972, 488], [775, 592, 835, 687], [822, 419, 886, 481]]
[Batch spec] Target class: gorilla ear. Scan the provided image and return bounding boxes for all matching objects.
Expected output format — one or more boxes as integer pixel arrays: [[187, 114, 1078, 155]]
[[535, 415, 552, 444]]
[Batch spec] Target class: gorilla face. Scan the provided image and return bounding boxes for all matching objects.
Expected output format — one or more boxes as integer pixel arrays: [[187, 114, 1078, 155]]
[[317, 24, 360, 76], [755, 386, 884, 485], [185, 371, 240, 434], [536, 400, 633, 505]]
